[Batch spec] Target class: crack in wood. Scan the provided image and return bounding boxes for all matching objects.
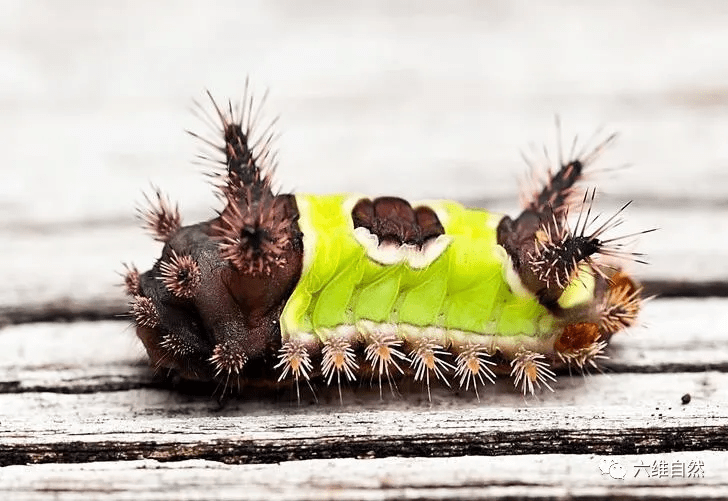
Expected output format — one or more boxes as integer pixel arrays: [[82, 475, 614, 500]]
[[2, 426, 726, 467]]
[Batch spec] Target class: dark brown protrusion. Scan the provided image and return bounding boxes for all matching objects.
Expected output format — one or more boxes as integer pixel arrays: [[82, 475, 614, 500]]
[[131, 88, 305, 392], [415, 206, 445, 242], [136, 325, 213, 382], [501, 129, 618, 306], [212, 189, 298, 276], [525, 159, 583, 215], [133, 204, 303, 387], [351, 198, 375, 230], [521, 127, 616, 216], [351, 197, 444, 247], [498, 189, 646, 310], [192, 87, 276, 201], [497, 211, 557, 301]]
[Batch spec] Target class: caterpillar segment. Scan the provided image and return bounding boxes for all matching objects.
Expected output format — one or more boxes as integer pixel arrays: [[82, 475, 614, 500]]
[[123, 89, 650, 401]]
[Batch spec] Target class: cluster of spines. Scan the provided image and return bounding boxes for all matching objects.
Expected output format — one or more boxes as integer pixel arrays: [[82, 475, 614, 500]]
[[212, 187, 293, 276], [599, 272, 644, 335], [410, 338, 455, 401], [527, 190, 654, 294], [201, 88, 298, 279], [159, 250, 201, 298], [519, 120, 617, 216], [123, 85, 301, 390], [190, 85, 278, 194], [129, 295, 159, 328], [515, 122, 654, 304], [138, 189, 182, 243], [321, 336, 359, 401], [275, 333, 567, 402], [510, 349, 556, 395], [454, 343, 496, 399], [134, 84, 293, 280], [275, 339, 315, 403]]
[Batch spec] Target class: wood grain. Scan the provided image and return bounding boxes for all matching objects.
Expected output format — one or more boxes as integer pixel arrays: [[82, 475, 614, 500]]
[[1, 374, 726, 467], [0, 299, 726, 468], [1, 452, 725, 501]]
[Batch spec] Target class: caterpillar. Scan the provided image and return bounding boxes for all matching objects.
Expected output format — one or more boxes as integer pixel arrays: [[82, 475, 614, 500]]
[[122, 86, 651, 402]]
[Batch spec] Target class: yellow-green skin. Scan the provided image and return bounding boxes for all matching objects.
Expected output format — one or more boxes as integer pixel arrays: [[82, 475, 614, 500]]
[[280, 194, 593, 346]]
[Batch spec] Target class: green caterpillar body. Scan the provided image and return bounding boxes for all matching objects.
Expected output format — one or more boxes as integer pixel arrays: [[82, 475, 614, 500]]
[[284, 193, 592, 348], [125, 89, 646, 399]]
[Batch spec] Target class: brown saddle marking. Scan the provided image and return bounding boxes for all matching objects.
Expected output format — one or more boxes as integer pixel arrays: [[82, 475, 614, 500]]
[[351, 197, 444, 247]]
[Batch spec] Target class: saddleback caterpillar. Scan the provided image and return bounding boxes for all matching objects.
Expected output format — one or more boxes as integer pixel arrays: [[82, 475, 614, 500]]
[[123, 85, 651, 401]]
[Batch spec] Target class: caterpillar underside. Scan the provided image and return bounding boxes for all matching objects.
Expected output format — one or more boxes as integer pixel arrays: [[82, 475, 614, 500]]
[[123, 87, 648, 401]]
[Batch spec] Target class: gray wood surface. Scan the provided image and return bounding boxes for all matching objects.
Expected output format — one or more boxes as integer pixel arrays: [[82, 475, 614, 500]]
[[1, 453, 726, 501], [1, 300, 727, 497], [2, 0, 728, 499]]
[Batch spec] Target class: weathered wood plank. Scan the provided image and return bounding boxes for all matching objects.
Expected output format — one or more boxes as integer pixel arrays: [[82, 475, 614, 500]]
[[0, 300, 726, 466], [2, 206, 724, 323], [0, 377, 726, 466], [2, 1, 728, 228], [2, 299, 728, 394], [1, 452, 725, 501]]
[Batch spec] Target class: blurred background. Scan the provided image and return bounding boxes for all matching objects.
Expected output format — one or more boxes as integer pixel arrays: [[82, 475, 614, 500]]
[[1, 0, 727, 320]]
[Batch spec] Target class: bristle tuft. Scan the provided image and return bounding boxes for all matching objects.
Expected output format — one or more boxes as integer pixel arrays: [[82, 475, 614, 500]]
[[138, 189, 181, 242], [364, 331, 407, 397], [160, 333, 194, 357], [213, 189, 292, 276], [121, 263, 141, 296], [527, 215, 579, 290], [600, 279, 643, 335], [159, 250, 201, 298], [510, 349, 556, 395], [275, 339, 314, 402], [454, 343, 496, 400], [210, 343, 248, 378], [130, 295, 160, 328], [521, 125, 616, 214], [190, 84, 278, 201], [321, 336, 358, 385], [410, 338, 453, 383], [527, 190, 651, 291], [409, 338, 454, 401]]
